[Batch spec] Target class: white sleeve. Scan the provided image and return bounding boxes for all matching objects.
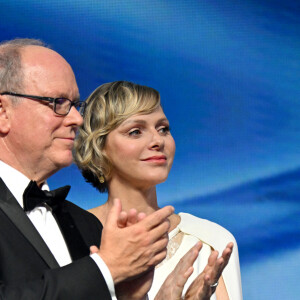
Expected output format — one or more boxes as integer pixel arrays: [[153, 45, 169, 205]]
[[90, 253, 117, 300]]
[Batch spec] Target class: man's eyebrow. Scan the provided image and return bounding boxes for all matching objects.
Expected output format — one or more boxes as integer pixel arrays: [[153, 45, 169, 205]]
[[73, 95, 81, 102], [56, 93, 81, 102]]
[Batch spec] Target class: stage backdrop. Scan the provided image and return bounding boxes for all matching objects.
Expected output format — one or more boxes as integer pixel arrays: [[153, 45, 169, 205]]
[[2, 1, 300, 299]]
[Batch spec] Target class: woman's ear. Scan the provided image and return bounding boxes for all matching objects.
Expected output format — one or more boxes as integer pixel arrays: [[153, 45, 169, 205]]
[[0, 96, 11, 134]]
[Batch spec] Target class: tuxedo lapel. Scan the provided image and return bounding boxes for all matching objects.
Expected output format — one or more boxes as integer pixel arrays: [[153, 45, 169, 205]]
[[54, 206, 90, 260], [0, 178, 59, 269]]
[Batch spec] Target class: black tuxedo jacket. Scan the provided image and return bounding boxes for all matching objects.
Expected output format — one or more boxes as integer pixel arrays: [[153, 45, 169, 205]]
[[0, 178, 111, 300]]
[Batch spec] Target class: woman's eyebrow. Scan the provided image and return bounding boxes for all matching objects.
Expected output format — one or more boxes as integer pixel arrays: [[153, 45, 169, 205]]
[[122, 118, 169, 126], [121, 119, 147, 126]]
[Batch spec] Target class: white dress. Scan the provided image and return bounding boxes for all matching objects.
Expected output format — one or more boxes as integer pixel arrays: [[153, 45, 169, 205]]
[[148, 213, 243, 300]]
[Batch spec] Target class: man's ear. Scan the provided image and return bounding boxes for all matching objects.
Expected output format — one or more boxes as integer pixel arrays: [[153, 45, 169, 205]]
[[0, 96, 11, 134]]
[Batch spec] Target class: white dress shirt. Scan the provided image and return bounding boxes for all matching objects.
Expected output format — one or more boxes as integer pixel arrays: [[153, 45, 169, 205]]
[[0, 160, 116, 299]]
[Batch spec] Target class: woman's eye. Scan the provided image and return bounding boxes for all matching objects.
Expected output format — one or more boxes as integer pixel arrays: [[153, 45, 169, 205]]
[[129, 129, 141, 136], [158, 126, 170, 134]]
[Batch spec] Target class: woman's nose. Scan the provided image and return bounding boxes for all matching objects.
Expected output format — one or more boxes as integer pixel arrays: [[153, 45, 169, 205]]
[[149, 131, 165, 150]]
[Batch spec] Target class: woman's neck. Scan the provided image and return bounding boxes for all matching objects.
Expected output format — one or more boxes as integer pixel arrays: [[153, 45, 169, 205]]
[[90, 178, 181, 231], [109, 181, 159, 212], [95, 179, 159, 225]]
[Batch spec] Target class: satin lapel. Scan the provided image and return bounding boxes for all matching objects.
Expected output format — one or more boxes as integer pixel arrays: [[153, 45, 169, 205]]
[[0, 178, 59, 268], [54, 207, 89, 260]]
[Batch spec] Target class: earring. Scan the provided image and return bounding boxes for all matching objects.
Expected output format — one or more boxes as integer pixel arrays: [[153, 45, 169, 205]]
[[99, 174, 105, 184]]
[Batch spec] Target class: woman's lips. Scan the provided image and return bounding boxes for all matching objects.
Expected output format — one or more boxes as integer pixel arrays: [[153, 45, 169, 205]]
[[142, 155, 167, 163]]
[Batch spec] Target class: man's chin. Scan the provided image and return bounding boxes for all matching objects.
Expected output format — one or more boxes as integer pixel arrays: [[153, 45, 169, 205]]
[[54, 155, 74, 169]]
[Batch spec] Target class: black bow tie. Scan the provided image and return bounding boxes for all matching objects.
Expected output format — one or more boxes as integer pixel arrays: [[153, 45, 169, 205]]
[[23, 181, 70, 212]]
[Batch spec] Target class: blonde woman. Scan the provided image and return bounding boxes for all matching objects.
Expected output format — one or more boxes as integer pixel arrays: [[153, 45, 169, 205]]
[[75, 81, 242, 300]]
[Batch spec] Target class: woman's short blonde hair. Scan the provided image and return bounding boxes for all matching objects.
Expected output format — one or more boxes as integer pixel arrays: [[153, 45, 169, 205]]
[[74, 81, 161, 192]]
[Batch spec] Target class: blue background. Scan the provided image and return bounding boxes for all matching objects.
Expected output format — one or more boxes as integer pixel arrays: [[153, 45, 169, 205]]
[[2, 1, 300, 298]]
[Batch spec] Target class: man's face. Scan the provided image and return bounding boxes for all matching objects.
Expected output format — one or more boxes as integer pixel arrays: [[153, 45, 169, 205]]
[[4, 46, 83, 181]]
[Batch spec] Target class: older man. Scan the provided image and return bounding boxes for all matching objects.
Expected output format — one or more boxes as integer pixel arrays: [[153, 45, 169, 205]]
[[0, 38, 173, 299]]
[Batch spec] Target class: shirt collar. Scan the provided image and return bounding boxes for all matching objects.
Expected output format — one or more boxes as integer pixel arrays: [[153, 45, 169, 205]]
[[0, 160, 49, 209]]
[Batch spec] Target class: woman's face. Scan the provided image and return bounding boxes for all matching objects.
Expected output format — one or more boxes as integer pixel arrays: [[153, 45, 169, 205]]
[[104, 106, 175, 189]]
